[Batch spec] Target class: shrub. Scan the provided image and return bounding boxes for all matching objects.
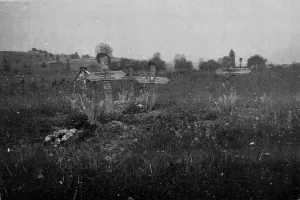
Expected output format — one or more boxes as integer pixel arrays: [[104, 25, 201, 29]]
[[67, 93, 104, 124], [215, 89, 240, 114]]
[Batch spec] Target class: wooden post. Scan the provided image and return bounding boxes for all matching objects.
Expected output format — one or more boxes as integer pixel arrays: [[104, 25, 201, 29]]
[[96, 53, 115, 113], [92, 82, 98, 102], [149, 65, 156, 111], [103, 67, 114, 112], [103, 76, 114, 112], [128, 67, 134, 101]]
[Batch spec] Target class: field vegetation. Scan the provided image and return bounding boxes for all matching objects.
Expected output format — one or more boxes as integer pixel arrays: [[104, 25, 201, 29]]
[[1, 61, 300, 199]]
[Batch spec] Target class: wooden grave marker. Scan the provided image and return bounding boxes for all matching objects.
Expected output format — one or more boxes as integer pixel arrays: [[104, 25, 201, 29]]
[[123, 62, 170, 111], [74, 53, 126, 113], [97, 53, 114, 112]]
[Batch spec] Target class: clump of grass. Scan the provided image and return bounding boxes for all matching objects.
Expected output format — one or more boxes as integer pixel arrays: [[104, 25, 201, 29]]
[[122, 89, 157, 114], [114, 88, 130, 112], [215, 89, 240, 114], [67, 93, 104, 124], [116, 88, 129, 102], [135, 89, 156, 111]]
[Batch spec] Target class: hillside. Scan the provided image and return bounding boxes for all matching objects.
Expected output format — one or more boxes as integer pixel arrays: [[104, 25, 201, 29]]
[[0, 51, 84, 76]]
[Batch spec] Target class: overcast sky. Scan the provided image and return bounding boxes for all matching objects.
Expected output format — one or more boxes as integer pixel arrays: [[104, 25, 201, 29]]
[[0, 0, 300, 65]]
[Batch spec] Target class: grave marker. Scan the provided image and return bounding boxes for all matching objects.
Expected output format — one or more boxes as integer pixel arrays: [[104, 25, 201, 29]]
[[97, 53, 114, 112], [74, 53, 170, 113], [124, 62, 170, 111]]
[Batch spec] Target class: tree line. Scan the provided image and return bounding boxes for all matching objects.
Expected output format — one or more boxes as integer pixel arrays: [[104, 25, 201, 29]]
[[0, 43, 288, 74], [95, 43, 271, 73]]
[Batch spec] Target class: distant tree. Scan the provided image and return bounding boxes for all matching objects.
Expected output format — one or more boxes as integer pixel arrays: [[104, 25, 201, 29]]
[[70, 52, 80, 59], [82, 54, 90, 58], [151, 52, 166, 71], [139, 60, 149, 71], [95, 43, 113, 57], [120, 58, 131, 69], [56, 55, 60, 62], [110, 60, 120, 70], [218, 56, 231, 69], [291, 62, 300, 68], [32, 48, 37, 52], [49, 53, 54, 59], [174, 54, 194, 73], [198, 59, 220, 72], [268, 63, 276, 69], [197, 58, 204, 67], [247, 54, 267, 68]]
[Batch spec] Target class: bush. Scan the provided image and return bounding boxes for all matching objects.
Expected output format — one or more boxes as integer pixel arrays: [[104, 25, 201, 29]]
[[199, 59, 220, 72], [41, 62, 47, 68]]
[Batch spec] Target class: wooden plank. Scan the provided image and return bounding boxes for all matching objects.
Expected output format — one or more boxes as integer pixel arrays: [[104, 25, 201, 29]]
[[134, 76, 170, 84], [87, 71, 126, 81]]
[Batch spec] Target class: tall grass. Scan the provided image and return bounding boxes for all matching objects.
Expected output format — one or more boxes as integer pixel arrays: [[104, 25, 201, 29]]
[[215, 88, 240, 114], [1, 69, 300, 199], [67, 92, 104, 124], [134, 89, 156, 111]]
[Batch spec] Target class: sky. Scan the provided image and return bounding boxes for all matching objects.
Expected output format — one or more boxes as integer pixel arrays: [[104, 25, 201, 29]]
[[0, 0, 300, 65]]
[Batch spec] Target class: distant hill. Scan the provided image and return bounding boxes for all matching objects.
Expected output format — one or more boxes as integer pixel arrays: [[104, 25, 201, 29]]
[[0, 51, 74, 75], [1, 51, 198, 76]]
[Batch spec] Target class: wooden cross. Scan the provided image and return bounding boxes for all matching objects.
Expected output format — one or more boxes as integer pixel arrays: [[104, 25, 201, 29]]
[[95, 53, 119, 113], [123, 62, 170, 111], [74, 53, 126, 113]]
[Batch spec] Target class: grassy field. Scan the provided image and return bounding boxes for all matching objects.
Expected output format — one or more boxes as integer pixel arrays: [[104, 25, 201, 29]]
[[1, 66, 300, 199]]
